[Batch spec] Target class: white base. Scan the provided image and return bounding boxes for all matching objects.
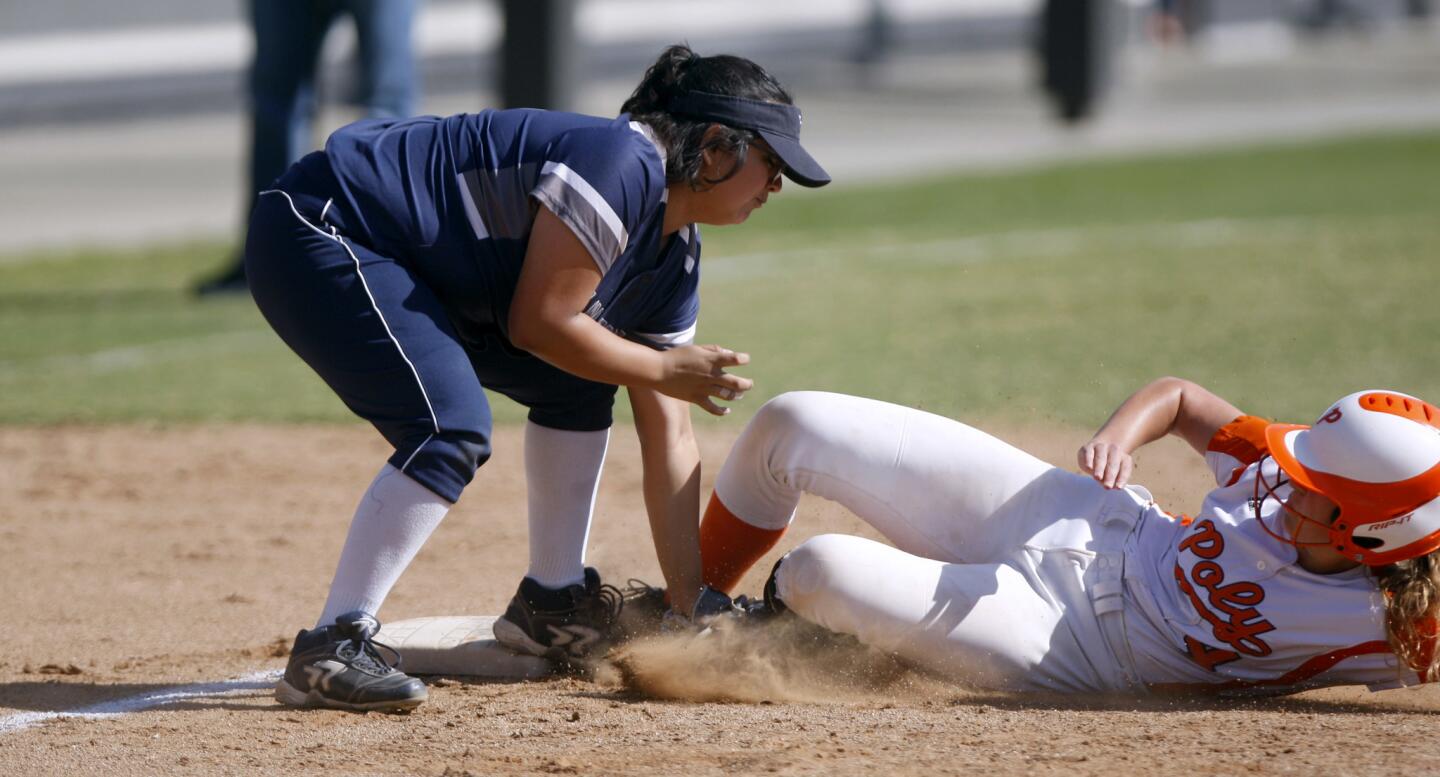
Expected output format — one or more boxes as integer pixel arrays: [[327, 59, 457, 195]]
[[375, 615, 554, 679]]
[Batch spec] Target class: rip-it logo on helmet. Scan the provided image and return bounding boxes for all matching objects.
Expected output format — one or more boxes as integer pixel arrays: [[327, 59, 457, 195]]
[[1256, 391, 1440, 565]]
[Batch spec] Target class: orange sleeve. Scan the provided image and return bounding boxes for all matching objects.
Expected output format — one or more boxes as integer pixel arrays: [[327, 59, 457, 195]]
[[1206, 414, 1272, 467]]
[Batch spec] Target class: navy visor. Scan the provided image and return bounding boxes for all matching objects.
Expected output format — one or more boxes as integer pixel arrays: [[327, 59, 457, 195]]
[[666, 91, 831, 187]]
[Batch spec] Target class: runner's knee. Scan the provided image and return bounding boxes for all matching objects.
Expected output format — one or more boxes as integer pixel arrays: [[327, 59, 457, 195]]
[[750, 391, 831, 441], [773, 533, 862, 612]]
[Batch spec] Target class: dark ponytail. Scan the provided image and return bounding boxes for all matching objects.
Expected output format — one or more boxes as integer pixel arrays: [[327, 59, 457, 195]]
[[621, 44, 793, 189]]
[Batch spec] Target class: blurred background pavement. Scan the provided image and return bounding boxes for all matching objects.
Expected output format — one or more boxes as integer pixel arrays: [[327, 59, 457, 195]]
[[0, 0, 1437, 256]]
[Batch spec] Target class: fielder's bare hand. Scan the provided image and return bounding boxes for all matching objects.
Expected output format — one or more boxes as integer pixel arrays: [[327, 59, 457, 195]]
[[656, 344, 752, 415], [1077, 439, 1134, 489]]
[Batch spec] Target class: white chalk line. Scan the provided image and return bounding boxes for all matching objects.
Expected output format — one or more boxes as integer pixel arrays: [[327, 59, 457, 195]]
[[0, 213, 1407, 381], [0, 329, 274, 384], [0, 669, 280, 736], [702, 216, 1320, 282], [0, 217, 1318, 381]]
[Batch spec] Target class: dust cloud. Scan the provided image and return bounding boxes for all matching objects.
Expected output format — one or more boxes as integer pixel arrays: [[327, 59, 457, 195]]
[[609, 616, 953, 704]]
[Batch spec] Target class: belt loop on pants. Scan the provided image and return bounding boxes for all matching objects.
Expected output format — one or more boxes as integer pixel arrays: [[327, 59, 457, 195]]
[[1089, 487, 1150, 693]]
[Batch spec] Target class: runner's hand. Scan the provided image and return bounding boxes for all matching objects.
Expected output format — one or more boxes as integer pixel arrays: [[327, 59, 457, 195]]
[[1078, 440, 1134, 489]]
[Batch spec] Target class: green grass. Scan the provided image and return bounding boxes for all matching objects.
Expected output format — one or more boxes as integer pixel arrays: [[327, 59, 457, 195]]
[[2, 130, 1438, 428]]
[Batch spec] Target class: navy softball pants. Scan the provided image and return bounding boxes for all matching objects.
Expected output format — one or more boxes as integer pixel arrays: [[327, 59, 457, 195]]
[[243, 187, 617, 503]]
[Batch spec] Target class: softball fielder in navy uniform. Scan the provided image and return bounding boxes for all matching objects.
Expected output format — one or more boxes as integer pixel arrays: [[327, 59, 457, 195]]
[[699, 380, 1440, 694], [245, 45, 830, 712]]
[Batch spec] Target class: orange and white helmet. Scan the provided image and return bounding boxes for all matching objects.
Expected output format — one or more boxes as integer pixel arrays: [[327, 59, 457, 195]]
[[1259, 391, 1440, 566]]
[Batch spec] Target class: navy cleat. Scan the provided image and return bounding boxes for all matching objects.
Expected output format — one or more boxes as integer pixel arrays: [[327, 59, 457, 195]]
[[493, 568, 623, 665], [274, 610, 428, 713]]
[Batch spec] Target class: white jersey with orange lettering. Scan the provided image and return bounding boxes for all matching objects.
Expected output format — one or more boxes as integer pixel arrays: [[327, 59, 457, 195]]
[[726, 393, 1428, 695], [1120, 416, 1425, 694]]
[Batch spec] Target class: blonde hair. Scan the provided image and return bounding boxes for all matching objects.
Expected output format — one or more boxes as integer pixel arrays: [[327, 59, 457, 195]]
[[1375, 553, 1440, 680]]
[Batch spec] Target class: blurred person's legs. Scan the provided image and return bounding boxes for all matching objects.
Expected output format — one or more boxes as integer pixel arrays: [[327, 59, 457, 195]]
[[199, 0, 421, 297], [348, 0, 420, 119], [249, 1, 334, 214], [198, 0, 335, 296], [1296, 0, 1371, 31], [1148, 0, 1188, 44]]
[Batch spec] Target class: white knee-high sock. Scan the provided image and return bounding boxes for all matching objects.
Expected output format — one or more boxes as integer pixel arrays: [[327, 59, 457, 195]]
[[524, 421, 610, 589], [316, 464, 452, 628]]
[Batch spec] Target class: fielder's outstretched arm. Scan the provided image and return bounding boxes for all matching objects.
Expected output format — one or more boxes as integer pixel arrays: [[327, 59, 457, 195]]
[[1078, 377, 1242, 488], [629, 385, 706, 616]]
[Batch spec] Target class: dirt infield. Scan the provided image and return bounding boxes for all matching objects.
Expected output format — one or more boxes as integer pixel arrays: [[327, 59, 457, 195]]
[[2, 422, 1438, 776]]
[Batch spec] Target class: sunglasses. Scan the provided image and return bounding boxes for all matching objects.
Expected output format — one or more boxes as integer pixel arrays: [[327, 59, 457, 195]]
[[752, 143, 784, 186]]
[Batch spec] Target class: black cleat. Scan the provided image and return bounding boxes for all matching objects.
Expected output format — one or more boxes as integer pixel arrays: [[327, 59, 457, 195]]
[[193, 261, 249, 297], [274, 611, 428, 713], [614, 579, 669, 641], [617, 579, 771, 638], [492, 568, 623, 665], [761, 556, 788, 615]]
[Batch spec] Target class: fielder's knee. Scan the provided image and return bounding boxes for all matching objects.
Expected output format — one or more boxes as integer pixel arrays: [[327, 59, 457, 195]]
[[387, 428, 492, 504]]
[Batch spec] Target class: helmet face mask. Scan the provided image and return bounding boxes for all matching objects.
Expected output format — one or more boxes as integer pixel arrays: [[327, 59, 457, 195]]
[[1252, 467, 1344, 554], [1256, 392, 1440, 567]]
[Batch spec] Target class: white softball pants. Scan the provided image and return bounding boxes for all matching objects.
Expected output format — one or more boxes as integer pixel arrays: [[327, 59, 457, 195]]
[[715, 391, 1148, 693]]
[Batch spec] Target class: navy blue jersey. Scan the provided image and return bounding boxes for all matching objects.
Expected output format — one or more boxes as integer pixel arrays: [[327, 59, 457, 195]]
[[308, 109, 700, 349]]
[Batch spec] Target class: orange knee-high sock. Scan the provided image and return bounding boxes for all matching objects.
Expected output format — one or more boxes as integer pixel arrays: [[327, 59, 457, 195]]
[[699, 493, 787, 595]]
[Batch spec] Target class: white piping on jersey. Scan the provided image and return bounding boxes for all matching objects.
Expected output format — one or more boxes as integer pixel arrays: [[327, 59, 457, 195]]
[[628, 120, 668, 166], [258, 190, 443, 446], [625, 124, 688, 245], [319, 198, 333, 222], [453, 171, 490, 241], [634, 321, 697, 347], [539, 161, 628, 256], [678, 226, 696, 273]]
